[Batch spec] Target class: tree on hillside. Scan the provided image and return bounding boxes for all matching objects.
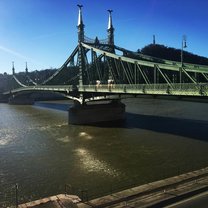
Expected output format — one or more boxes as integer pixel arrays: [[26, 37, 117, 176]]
[[140, 44, 208, 65]]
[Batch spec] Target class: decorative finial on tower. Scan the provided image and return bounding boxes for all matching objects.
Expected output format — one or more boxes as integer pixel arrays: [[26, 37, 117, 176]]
[[77, 4, 85, 43], [25, 62, 28, 74], [107, 10, 113, 30], [107, 9, 114, 46], [12, 61, 15, 75], [77, 4, 83, 26]]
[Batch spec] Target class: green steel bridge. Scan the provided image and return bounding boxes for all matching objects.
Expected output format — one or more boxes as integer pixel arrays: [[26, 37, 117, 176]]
[[3, 5, 208, 104]]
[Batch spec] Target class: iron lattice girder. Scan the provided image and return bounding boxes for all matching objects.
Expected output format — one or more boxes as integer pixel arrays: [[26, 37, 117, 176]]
[[82, 43, 208, 74], [9, 42, 208, 93], [92, 52, 102, 80], [155, 65, 172, 86], [181, 67, 197, 84], [136, 64, 150, 84], [202, 73, 208, 81], [114, 45, 208, 73]]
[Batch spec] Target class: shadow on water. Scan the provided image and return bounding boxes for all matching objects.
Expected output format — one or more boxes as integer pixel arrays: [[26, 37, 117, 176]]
[[20, 102, 208, 142], [92, 112, 208, 143], [128, 113, 208, 142], [34, 102, 71, 111]]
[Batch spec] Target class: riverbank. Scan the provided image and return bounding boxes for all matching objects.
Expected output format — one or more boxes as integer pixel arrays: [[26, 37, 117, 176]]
[[17, 166, 208, 208], [77, 166, 208, 207]]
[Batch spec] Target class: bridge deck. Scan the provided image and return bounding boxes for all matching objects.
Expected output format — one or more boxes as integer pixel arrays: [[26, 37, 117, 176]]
[[6, 83, 208, 98]]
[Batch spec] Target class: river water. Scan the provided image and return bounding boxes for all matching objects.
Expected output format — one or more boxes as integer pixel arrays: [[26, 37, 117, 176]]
[[0, 98, 208, 206]]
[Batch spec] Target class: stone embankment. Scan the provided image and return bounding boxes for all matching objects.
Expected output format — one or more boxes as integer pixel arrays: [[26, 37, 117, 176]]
[[17, 167, 208, 208]]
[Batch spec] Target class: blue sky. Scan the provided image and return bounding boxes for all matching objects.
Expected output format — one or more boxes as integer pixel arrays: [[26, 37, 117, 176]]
[[0, 0, 208, 74]]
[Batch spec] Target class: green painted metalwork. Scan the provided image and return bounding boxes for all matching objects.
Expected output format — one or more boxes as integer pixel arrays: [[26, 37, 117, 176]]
[[82, 43, 208, 74], [4, 83, 208, 99], [5, 6, 208, 104]]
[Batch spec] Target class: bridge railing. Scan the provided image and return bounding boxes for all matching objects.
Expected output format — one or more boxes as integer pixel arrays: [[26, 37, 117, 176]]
[[79, 83, 208, 96], [5, 83, 208, 98]]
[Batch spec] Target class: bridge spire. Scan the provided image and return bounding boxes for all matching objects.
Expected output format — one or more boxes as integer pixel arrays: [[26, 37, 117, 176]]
[[25, 62, 28, 74], [107, 9, 114, 46], [77, 4, 85, 43], [77, 5, 85, 89], [12, 61, 15, 75]]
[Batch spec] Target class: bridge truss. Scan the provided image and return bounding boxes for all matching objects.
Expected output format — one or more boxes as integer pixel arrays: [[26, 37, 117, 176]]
[[4, 6, 208, 103]]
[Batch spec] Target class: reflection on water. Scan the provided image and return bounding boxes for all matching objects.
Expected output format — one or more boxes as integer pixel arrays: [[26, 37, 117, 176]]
[[0, 129, 16, 146], [0, 98, 208, 207], [56, 136, 71, 143], [75, 148, 119, 176], [79, 132, 93, 140]]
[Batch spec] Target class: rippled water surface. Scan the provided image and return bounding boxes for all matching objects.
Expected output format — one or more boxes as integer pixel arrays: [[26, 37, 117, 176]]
[[0, 98, 208, 206]]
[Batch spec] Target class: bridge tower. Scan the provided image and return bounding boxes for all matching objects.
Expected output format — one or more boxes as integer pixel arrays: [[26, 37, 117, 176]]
[[12, 61, 15, 75], [77, 5, 85, 87], [77, 4, 85, 43], [107, 10, 114, 46], [107, 10, 115, 81], [25, 62, 28, 74]]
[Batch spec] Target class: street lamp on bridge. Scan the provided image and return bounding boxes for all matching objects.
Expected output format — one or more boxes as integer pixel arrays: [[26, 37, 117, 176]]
[[180, 35, 187, 83]]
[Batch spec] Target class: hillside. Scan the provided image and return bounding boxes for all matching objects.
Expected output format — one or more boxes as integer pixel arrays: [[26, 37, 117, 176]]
[[140, 44, 208, 65]]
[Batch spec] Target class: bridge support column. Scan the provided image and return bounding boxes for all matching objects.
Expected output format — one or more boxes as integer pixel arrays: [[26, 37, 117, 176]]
[[68, 100, 126, 125], [78, 45, 84, 86]]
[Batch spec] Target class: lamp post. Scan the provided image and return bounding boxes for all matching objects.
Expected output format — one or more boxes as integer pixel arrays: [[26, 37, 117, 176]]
[[180, 35, 187, 83], [15, 183, 18, 208]]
